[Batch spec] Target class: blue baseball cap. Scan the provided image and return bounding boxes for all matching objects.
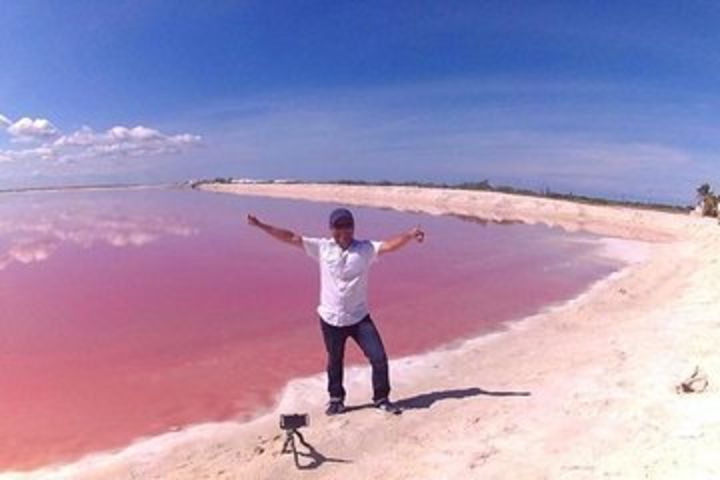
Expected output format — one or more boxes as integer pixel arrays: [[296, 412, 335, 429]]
[[329, 208, 354, 228]]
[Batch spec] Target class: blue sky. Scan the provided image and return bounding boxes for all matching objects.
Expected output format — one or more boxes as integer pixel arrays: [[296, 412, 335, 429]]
[[2, 1, 720, 203]]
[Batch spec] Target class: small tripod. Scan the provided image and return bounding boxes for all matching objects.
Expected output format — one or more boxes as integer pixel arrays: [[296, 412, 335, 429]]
[[279, 423, 350, 469], [281, 427, 307, 467]]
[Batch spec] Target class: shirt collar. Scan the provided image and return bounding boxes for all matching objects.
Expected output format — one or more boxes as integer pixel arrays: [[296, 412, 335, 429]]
[[330, 237, 357, 251]]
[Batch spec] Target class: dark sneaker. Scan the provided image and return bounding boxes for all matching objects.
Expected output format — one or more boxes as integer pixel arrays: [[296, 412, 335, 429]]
[[325, 400, 345, 416], [374, 399, 402, 415]]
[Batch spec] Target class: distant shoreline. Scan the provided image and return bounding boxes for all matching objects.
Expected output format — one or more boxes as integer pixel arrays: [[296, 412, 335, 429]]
[[0, 182, 180, 195], [2, 178, 692, 214], [196, 181, 699, 242], [191, 178, 692, 215]]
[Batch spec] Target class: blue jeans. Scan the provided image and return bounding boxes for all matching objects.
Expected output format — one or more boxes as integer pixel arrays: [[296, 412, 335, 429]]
[[319, 314, 390, 404]]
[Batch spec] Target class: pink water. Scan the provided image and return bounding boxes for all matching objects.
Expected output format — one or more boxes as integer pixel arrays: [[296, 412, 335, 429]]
[[0, 187, 620, 471]]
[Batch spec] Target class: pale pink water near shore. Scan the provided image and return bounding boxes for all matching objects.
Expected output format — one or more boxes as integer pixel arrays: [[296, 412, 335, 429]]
[[0, 187, 622, 471]]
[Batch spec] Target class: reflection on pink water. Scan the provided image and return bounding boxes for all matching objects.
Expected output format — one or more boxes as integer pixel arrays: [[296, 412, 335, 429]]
[[0, 188, 620, 471]]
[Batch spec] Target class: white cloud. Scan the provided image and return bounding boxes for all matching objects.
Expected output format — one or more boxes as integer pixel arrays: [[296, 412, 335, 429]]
[[0, 145, 56, 163], [7, 116, 59, 141], [0, 113, 11, 127], [1, 117, 201, 166], [53, 125, 201, 161]]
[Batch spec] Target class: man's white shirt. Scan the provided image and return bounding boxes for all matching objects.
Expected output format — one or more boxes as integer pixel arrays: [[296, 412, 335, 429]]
[[302, 237, 382, 327]]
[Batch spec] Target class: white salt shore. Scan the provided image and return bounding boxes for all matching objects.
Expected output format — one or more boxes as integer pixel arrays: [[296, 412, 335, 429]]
[[6, 183, 720, 480]]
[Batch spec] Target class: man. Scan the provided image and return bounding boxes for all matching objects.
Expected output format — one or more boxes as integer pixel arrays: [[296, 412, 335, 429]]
[[247, 207, 425, 415]]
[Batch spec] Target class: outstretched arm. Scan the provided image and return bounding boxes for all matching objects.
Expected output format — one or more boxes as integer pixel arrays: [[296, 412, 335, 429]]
[[379, 226, 425, 255], [247, 214, 303, 248]]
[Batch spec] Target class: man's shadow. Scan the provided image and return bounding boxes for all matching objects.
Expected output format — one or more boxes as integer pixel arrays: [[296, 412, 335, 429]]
[[396, 387, 531, 410], [344, 387, 531, 413], [283, 387, 529, 468], [283, 429, 352, 470]]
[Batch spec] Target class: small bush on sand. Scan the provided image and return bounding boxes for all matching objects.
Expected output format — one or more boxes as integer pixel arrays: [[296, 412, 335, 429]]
[[696, 183, 719, 217]]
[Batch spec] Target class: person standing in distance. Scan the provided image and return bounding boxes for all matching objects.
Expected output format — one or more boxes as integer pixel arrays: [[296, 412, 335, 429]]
[[247, 208, 425, 415]]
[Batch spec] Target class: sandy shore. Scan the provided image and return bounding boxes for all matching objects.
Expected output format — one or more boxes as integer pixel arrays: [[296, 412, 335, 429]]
[[10, 183, 720, 480]]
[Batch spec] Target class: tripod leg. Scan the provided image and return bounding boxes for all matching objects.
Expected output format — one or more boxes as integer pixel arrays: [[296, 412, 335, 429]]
[[289, 431, 301, 468], [294, 429, 310, 449], [281, 432, 293, 454]]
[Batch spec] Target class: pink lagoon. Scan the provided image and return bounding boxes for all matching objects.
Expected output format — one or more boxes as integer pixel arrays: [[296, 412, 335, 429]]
[[0, 186, 623, 472]]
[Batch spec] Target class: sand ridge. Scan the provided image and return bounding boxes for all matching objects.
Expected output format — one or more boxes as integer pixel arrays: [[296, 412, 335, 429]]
[[8, 183, 720, 480]]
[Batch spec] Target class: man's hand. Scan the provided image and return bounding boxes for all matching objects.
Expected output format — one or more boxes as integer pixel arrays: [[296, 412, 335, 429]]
[[247, 214, 261, 227], [246, 213, 302, 248], [410, 226, 425, 243], [379, 225, 426, 255]]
